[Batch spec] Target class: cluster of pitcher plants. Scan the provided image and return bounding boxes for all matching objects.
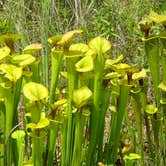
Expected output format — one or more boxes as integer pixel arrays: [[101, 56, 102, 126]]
[[0, 10, 166, 166]]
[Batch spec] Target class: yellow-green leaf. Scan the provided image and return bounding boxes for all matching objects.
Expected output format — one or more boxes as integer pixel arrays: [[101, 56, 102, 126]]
[[12, 130, 25, 139], [0, 46, 10, 60], [104, 72, 121, 80], [158, 82, 166, 91], [82, 107, 91, 117], [75, 55, 93, 72], [0, 64, 22, 82], [105, 54, 124, 69], [124, 153, 141, 160], [88, 36, 111, 54], [73, 86, 92, 108], [23, 82, 48, 101], [23, 43, 42, 54], [12, 54, 36, 66], [0, 34, 21, 48], [69, 43, 89, 53], [48, 35, 62, 46], [112, 63, 131, 71], [57, 29, 83, 45], [145, 104, 158, 114], [132, 69, 147, 80], [27, 118, 50, 129], [150, 10, 166, 25]]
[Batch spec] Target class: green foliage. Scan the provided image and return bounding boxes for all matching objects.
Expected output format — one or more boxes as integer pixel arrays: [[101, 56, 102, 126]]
[[0, 1, 166, 165]]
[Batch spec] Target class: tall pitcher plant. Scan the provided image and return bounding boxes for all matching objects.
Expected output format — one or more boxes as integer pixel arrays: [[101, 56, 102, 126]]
[[139, 10, 166, 164], [0, 34, 40, 165]]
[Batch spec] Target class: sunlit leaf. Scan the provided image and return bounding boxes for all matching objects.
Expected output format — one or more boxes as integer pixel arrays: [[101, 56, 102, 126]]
[[88, 36, 111, 54], [0, 34, 21, 48], [12, 130, 25, 139], [73, 86, 92, 108], [124, 153, 141, 160], [69, 43, 89, 53], [105, 54, 124, 69], [112, 63, 131, 71], [98, 162, 107, 166], [150, 10, 166, 25], [82, 107, 91, 117], [60, 71, 68, 78], [23, 43, 42, 54], [132, 68, 147, 80], [23, 82, 48, 101], [48, 35, 62, 46], [27, 118, 49, 129], [64, 50, 82, 57], [104, 72, 121, 79], [122, 144, 134, 154], [158, 82, 166, 91], [75, 55, 93, 72], [12, 54, 36, 66], [53, 99, 67, 107], [109, 105, 117, 112], [85, 48, 95, 57], [0, 64, 22, 82], [160, 98, 166, 104], [145, 104, 158, 114], [57, 29, 83, 45], [0, 46, 10, 60]]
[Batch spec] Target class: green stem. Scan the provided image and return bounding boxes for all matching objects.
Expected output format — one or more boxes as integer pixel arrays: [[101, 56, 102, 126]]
[[97, 89, 111, 162], [63, 56, 78, 165], [71, 113, 84, 166], [31, 102, 43, 166], [49, 50, 63, 104], [0, 102, 5, 166], [47, 125, 59, 165], [32, 137, 42, 166], [87, 56, 105, 165], [131, 93, 144, 165], [110, 84, 130, 164], [106, 94, 118, 163], [17, 138, 25, 166], [5, 90, 15, 166]]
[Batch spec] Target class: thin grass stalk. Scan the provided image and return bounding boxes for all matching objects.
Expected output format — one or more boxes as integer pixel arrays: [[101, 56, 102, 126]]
[[41, 0, 52, 87], [110, 84, 130, 164]]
